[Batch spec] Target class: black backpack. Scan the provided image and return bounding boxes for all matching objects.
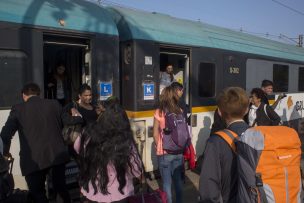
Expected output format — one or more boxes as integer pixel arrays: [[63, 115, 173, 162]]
[[0, 155, 14, 201]]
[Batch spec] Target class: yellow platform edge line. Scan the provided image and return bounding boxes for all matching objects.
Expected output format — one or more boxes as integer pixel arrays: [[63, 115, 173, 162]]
[[126, 105, 217, 118]]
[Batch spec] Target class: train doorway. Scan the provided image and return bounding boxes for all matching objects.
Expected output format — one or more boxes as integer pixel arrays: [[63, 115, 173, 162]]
[[159, 47, 190, 109], [43, 35, 91, 105]]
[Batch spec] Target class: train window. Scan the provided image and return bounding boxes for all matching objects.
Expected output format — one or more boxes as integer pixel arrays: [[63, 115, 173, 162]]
[[299, 67, 304, 91], [273, 64, 288, 92], [198, 62, 215, 97], [0, 50, 27, 108]]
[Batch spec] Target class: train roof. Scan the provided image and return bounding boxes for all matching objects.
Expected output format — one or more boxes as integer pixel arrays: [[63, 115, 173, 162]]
[[0, 0, 118, 36], [108, 6, 304, 62]]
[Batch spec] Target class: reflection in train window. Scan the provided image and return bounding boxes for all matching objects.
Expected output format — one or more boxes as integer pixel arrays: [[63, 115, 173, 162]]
[[0, 50, 27, 108], [273, 64, 288, 92], [198, 62, 215, 97], [299, 67, 304, 91]]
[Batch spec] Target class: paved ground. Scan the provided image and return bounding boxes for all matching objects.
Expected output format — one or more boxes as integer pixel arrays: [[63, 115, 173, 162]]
[[146, 169, 200, 203]]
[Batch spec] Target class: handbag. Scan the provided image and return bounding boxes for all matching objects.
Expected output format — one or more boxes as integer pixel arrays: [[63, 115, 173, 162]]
[[62, 124, 82, 145], [128, 188, 167, 203], [127, 159, 167, 203], [0, 156, 32, 203], [62, 102, 82, 145]]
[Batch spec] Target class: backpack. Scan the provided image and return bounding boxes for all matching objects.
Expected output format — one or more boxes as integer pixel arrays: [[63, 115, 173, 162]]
[[215, 126, 302, 203], [162, 112, 191, 154], [0, 155, 14, 201]]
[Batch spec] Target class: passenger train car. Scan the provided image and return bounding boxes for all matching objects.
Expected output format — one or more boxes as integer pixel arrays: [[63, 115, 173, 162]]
[[0, 0, 120, 188], [107, 6, 304, 173], [1, 0, 304, 188]]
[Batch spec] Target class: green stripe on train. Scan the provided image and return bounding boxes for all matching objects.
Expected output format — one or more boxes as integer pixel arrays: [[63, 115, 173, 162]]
[[108, 6, 304, 62], [0, 0, 118, 36]]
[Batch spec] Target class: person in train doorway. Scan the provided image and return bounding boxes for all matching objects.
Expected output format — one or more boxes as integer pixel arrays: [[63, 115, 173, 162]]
[[199, 87, 249, 203], [47, 62, 71, 106], [0, 83, 71, 203], [160, 64, 177, 93], [246, 88, 281, 127], [261, 79, 286, 109]]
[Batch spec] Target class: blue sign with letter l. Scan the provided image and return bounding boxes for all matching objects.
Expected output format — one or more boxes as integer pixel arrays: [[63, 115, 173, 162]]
[[100, 82, 112, 100]]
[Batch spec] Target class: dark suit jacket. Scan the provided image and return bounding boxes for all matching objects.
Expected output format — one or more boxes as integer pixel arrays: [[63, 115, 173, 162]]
[[0, 96, 69, 176]]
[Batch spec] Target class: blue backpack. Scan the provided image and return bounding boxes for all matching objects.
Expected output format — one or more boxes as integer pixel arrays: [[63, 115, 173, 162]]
[[162, 112, 191, 154]]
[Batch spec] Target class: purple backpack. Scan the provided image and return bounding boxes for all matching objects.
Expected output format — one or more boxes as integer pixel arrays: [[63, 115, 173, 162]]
[[162, 112, 191, 154]]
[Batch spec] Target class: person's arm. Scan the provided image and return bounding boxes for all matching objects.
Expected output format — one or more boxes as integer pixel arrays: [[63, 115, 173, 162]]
[[61, 103, 83, 125], [0, 107, 19, 156], [199, 138, 222, 203], [271, 94, 285, 109], [266, 105, 281, 126], [153, 117, 160, 146]]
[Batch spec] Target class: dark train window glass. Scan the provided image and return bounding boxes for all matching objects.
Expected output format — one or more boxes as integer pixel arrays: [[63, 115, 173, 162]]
[[0, 50, 27, 108], [198, 62, 215, 97], [273, 64, 288, 92], [299, 67, 304, 91]]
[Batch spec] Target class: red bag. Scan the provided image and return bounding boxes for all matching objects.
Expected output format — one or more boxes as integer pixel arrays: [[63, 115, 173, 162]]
[[128, 189, 167, 203], [183, 143, 196, 170]]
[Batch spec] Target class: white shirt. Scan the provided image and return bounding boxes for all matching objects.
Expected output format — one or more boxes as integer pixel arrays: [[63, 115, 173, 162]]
[[56, 79, 65, 99], [248, 105, 258, 126]]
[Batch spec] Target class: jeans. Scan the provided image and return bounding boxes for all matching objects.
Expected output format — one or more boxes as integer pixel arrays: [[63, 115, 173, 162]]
[[158, 154, 183, 203]]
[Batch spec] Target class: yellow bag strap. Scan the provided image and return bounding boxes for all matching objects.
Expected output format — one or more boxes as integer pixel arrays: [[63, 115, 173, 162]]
[[214, 129, 239, 152]]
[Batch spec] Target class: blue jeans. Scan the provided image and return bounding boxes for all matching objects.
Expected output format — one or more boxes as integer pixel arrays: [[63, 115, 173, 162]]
[[158, 154, 183, 203]]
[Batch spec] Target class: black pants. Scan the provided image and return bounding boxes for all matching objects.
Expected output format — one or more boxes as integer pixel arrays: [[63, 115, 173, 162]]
[[25, 164, 71, 203]]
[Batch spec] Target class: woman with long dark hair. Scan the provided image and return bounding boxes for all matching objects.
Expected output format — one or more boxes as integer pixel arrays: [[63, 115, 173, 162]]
[[153, 86, 184, 203], [74, 100, 142, 203]]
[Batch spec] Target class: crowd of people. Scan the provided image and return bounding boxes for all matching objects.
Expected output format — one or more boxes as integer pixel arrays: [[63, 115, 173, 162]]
[[0, 82, 143, 203], [0, 71, 297, 203]]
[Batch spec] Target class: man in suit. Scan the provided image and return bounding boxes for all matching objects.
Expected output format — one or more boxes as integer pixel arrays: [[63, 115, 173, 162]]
[[0, 83, 71, 203]]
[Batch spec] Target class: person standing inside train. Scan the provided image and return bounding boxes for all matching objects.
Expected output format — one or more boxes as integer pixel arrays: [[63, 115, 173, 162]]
[[160, 64, 177, 93], [153, 86, 184, 203], [47, 62, 71, 106], [0, 83, 71, 203], [199, 87, 249, 203]]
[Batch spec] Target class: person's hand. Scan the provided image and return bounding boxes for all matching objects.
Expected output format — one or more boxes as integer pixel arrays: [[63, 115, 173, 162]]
[[71, 108, 81, 117], [3, 152, 13, 161], [278, 93, 287, 100]]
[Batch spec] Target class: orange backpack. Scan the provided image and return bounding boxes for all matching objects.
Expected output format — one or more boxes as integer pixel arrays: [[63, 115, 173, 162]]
[[216, 126, 302, 203]]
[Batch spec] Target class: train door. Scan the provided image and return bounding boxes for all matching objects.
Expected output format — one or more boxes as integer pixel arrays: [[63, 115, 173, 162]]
[[43, 35, 91, 104], [159, 47, 190, 110]]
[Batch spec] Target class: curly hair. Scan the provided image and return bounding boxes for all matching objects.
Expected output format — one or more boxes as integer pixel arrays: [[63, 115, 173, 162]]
[[251, 88, 265, 99], [159, 86, 181, 115], [78, 102, 142, 195]]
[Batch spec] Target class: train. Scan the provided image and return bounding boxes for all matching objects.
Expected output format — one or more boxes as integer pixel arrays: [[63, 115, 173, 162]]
[[1, 0, 304, 189]]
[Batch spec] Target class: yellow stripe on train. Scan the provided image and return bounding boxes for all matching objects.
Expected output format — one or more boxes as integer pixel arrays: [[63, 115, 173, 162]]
[[126, 105, 217, 119]]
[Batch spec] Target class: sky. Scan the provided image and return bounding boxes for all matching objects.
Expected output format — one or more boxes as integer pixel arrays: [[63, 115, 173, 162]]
[[94, 0, 304, 46]]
